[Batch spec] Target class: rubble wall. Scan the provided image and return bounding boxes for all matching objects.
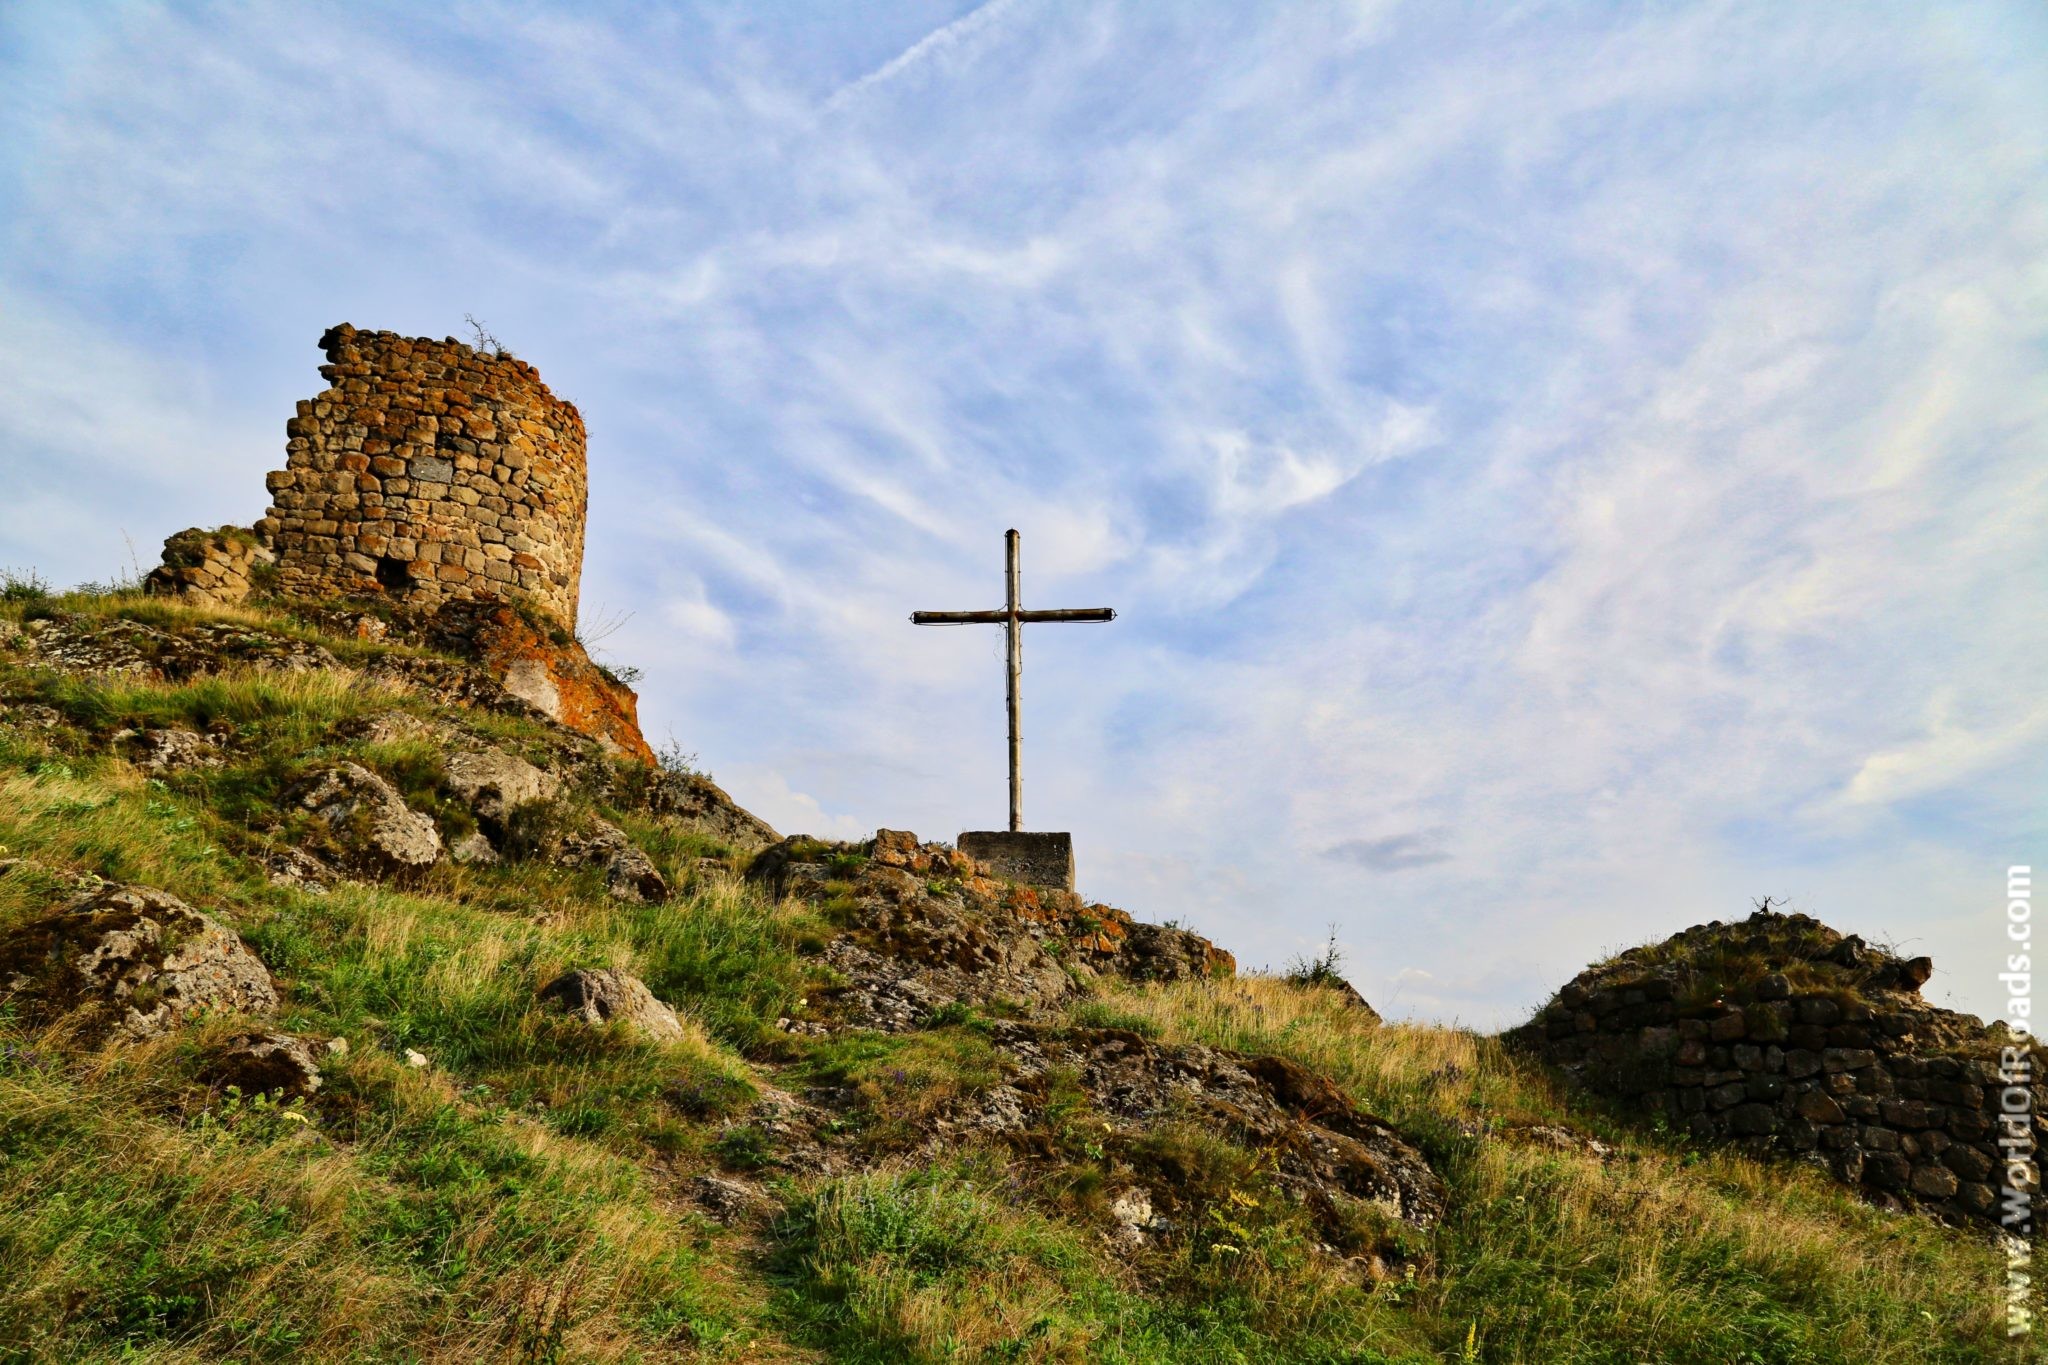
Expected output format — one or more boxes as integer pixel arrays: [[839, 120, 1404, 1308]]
[[258, 325, 587, 629], [1509, 909, 2046, 1226]]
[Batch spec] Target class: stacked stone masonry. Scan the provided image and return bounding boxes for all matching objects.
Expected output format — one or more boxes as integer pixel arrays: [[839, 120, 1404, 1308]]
[[1511, 909, 2046, 1227], [142, 527, 274, 608], [257, 324, 587, 629]]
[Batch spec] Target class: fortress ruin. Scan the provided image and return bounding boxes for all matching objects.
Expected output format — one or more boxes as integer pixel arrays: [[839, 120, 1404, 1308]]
[[255, 324, 588, 629]]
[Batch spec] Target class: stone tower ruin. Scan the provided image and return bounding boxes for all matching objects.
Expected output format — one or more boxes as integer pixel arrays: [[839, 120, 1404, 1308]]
[[256, 324, 588, 629]]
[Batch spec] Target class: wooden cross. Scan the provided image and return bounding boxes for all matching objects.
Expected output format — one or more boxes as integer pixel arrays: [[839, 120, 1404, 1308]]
[[912, 529, 1115, 832]]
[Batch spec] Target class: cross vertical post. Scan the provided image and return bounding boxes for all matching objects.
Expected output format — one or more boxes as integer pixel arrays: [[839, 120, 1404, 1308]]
[[912, 529, 1115, 833], [1005, 528, 1022, 831]]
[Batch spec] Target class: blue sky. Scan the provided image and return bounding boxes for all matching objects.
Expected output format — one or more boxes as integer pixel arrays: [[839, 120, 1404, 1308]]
[[2, 1, 2043, 1026]]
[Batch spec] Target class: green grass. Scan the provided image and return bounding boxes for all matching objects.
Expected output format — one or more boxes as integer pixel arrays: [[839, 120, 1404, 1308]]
[[772, 1157, 1431, 1364]]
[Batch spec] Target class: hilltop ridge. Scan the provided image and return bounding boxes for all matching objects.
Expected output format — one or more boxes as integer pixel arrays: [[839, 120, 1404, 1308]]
[[0, 580, 2016, 1362]]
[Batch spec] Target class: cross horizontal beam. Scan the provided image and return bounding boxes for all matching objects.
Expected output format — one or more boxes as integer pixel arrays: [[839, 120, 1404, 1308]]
[[910, 608, 1115, 625]]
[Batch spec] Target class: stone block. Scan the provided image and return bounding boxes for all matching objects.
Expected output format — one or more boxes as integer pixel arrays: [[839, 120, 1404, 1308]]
[[958, 831, 1074, 891]]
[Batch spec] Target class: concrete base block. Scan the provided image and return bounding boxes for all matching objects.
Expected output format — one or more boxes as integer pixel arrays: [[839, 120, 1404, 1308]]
[[958, 831, 1074, 891]]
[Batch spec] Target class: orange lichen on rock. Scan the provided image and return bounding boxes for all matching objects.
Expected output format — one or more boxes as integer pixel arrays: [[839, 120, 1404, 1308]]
[[423, 600, 655, 762]]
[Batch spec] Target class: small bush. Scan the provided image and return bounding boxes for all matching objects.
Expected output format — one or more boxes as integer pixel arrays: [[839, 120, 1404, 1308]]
[[0, 568, 51, 603], [1284, 926, 1348, 990]]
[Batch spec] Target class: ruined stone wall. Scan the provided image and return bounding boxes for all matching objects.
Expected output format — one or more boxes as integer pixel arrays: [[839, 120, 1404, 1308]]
[[257, 325, 587, 629], [142, 526, 274, 608], [1511, 909, 2047, 1226]]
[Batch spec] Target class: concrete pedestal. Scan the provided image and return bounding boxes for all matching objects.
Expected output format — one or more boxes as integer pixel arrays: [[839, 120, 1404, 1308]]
[[957, 831, 1074, 891]]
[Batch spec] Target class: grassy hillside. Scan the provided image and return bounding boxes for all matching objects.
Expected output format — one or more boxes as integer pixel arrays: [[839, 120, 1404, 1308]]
[[0, 586, 2014, 1363]]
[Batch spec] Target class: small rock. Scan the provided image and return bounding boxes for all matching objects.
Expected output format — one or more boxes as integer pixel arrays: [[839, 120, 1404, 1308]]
[[1108, 1186, 1166, 1245], [203, 1031, 323, 1099], [690, 1174, 774, 1224], [292, 762, 442, 877], [264, 845, 333, 893], [123, 728, 222, 774], [323, 1036, 350, 1057], [441, 747, 559, 831], [1519, 1124, 1617, 1160], [403, 1049, 429, 1069], [538, 968, 687, 1043], [449, 831, 499, 866]]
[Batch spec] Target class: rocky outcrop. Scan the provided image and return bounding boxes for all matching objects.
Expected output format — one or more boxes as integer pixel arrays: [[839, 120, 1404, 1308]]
[[1509, 907, 2047, 1225], [416, 599, 653, 762], [646, 770, 778, 851], [752, 829, 1232, 1030], [143, 526, 274, 607], [20, 613, 336, 679], [291, 763, 443, 877], [0, 883, 278, 1043], [538, 968, 688, 1043], [978, 1023, 1447, 1233]]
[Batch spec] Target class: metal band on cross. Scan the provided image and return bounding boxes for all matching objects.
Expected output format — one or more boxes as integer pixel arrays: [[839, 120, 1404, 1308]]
[[911, 529, 1115, 832]]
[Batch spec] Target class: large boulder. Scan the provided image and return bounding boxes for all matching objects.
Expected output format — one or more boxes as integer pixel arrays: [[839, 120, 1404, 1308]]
[[291, 762, 442, 876], [538, 968, 687, 1043], [0, 883, 278, 1043]]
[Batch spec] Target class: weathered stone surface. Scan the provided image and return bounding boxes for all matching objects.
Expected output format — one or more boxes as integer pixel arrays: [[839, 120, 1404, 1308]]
[[418, 600, 655, 762], [964, 1023, 1445, 1231], [263, 845, 333, 893], [22, 613, 336, 680], [442, 746, 559, 830], [449, 831, 499, 865], [691, 1173, 775, 1224], [202, 1030, 323, 1099], [538, 968, 687, 1043], [0, 883, 277, 1043], [645, 770, 779, 850], [292, 762, 442, 876], [958, 830, 1074, 890], [1118, 920, 1236, 984]]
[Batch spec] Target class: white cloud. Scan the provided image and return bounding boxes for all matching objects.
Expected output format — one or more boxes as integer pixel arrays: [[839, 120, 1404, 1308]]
[[1838, 697, 2048, 810]]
